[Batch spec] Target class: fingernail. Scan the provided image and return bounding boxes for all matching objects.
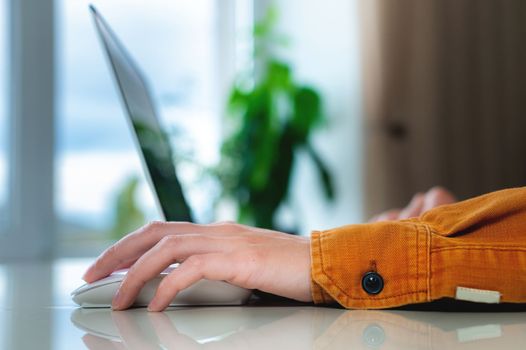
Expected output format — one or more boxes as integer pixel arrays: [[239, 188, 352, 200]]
[[82, 264, 97, 282], [112, 289, 124, 310], [148, 298, 161, 312], [82, 265, 91, 278], [81, 271, 90, 282]]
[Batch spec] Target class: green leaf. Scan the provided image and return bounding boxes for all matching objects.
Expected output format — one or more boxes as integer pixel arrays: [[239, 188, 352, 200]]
[[110, 176, 146, 240], [253, 5, 279, 39], [292, 87, 322, 140], [227, 87, 249, 113], [306, 144, 335, 200], [267, 60, 292, 90], [216, 3, 334, 231]]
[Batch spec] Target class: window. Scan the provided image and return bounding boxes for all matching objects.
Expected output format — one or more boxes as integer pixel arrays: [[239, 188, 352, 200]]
[[55, 1, 223, 253], [0, 0, 7, 227], [0, 267, 5, 349]]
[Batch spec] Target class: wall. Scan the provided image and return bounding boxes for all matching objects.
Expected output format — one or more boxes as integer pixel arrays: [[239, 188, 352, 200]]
[[360, 0, 526, 215]]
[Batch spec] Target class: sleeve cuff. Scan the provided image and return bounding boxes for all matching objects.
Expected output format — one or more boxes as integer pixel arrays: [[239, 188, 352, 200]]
[[310, 222, 430, 309]]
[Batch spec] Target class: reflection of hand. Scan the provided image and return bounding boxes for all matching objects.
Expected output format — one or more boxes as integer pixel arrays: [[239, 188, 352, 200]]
[[147, 313, 201, 350], [113, 311, 203, 350], [81, 308, 337, 350], [82, 222, 312, 311], [82, 333, 126, 350], [110, 311, 164, 350], [81, 311, 202, 350], [369, 187, 456, 222]]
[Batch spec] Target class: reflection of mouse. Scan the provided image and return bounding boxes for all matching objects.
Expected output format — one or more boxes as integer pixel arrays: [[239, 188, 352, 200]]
[[71, 265, 252, 307]]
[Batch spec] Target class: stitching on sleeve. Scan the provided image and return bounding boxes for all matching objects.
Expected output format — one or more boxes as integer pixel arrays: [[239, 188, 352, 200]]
[[315, 232, 327, 304], [317, 231, 329, 304], [339, 290, 427, 301], [415, 223, 419, 301], [424, 223, 432, 302], [431, 246, 526, 253]]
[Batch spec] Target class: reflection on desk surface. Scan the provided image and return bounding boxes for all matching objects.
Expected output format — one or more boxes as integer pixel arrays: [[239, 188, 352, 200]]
[[0, 259, 525, 349], [71, 307, 526, 350]]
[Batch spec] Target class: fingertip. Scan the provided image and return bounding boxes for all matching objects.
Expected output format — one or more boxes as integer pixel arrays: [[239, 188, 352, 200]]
[[111, 288, 127, 310], [111, 295, 132, 310], [147, 298, 165, 312], [82, 260, 103, 282], [411, 192, 425, 203], [400, 193, 425, 219], [111, 302, 129, 311], [368, 215, 379, 223], [81, 270, 93, 283], [370, 209, 401, 222], [148, 286, 169, 312], [111, 297, 123, 310], [82, 269, 103, 284], [428, 186, 456, 203]]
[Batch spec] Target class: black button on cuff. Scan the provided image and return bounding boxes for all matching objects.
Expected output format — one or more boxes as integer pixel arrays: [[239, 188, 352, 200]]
[[362, 272, 384, 295]]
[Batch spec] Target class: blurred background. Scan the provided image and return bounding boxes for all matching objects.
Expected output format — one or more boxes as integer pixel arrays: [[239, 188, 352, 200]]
[[0, 0, 524, 260]]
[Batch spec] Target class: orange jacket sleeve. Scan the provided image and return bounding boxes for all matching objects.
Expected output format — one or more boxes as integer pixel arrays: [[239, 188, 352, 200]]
[[310, 187, 526, 308]]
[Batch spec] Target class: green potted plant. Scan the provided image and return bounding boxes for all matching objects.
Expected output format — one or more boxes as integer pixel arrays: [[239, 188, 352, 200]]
[[216, 7, 334, 231]]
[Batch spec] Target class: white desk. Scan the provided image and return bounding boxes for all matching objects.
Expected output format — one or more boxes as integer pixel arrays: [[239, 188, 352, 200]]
[[0, 259, 525, 349]]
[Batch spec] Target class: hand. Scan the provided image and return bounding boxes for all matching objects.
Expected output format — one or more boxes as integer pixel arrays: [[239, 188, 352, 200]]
[[369, 186, 456, 222], [82, 222, 312, 311]]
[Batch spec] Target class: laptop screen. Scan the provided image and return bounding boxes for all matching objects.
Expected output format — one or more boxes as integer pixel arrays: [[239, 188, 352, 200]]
[[90, 5, 193, 222]]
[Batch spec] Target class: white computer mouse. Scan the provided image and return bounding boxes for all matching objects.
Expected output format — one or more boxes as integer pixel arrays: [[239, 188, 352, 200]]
[[71, 265, 252, 308]]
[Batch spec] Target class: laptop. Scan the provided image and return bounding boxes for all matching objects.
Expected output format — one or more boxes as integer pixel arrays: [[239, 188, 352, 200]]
[[90, 5, 193, 223], [70, 7, 253, 308]]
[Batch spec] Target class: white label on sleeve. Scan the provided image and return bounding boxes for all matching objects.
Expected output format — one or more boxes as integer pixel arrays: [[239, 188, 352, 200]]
[[455, 286, 501, 304]]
